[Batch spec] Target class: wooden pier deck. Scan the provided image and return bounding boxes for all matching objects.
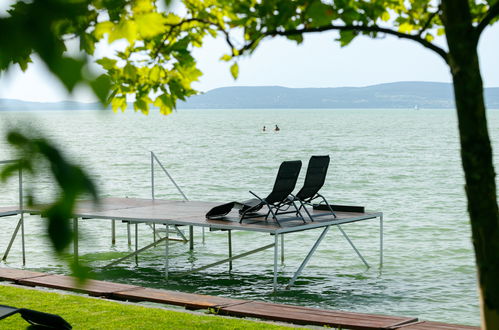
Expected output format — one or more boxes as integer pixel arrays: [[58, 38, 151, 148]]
[[0, 268, 479, 330], [0, 197, 383, 291]]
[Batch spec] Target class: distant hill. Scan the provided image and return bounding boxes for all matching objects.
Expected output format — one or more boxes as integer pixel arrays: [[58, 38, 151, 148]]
[[177, 82, 499, 109], [0, 99, 103, 111], [1, 82, 498, 110]]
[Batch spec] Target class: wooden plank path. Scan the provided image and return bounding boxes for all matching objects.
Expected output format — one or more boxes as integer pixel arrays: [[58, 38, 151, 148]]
[[0, 268, 479, 329]]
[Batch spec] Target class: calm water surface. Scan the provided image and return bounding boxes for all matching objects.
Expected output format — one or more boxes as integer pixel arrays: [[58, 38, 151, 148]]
[[2, 108, 499, 326]]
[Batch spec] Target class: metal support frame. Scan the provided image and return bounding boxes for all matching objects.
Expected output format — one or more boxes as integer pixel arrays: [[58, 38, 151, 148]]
[[127, 222, 131, 246], [228, 230, 232, 271], [73, 218, 79, 265], [165, 224, 169, 278], [135, 223, 139, 265], [2, 218, 22, 261], [103, 236, 169, 269], [186, 243, 275, 274], [286, 226, 330, 289], [111, 220, 116, 245], [281, 234, 284, 263], [337, 225, 370, 268], [1, 160, 25, 264], [20, 167, 25, 266], [273, 234, 278, 291]]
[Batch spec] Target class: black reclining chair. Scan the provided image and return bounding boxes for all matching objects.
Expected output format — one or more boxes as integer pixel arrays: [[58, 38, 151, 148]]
[[239, 160, 305, 226], [0, 304, 72, 329], [294, 155, 336, 220]]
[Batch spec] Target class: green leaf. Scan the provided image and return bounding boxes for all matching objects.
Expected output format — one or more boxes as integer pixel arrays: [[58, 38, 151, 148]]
[[90, 75, 111, 105], [109, 20, 138, 43], [306, 1, 334, 27], [136, 13, 168, 38], [123, 63, 137, 80], [230, 62, 239, 80], [220, 54, 232, 62], [94, 21, 115, 39], [149, 66, 162, 82], [49, 57, 85, 92], [111, 96, 128, 112], [96, 57, 117, 71], [154, 94, 173, 115], [286, 34, 304, 44], [398, 22, 414, 34], [338, 30, 357, 47]]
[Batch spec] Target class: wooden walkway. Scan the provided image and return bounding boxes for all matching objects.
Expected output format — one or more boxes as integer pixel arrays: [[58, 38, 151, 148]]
[[0, 268, 479, 330]]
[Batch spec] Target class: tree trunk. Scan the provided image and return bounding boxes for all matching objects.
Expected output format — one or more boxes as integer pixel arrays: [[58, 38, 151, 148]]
[[441, 1, 499, 328]]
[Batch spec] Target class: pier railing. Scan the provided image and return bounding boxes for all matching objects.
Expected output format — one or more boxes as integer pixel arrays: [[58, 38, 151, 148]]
[[149, 152, 197, 249], [150, 151, 188, 201]]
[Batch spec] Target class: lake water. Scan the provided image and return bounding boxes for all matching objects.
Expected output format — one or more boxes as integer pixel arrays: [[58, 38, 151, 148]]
[[2, 108, 499, 326]]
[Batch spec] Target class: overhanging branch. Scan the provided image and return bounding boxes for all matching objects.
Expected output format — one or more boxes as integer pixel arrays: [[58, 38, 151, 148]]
[[265, 24, 448, 64], [475, 1, 499, 39]]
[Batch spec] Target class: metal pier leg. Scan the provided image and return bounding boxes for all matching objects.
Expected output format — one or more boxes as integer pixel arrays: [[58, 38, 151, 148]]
[[2, 218, 22, 261], [19, 167, 25, 266], [111, 220, 116, 245], [189, 226, 194, 250], [151, 151, 155, 200], [228, 230, 232, 271], [202, 227, 205, 244], [127, 222, 131, 246], [21, 214, 25, 266], [380, 214, 384, 269], [286, 226, 330, 289], [135, 223, 138, 265], [153, 223, 156, 243], [281, 234, 284, 263], [337, 225, 370, 268], [73, 218, 79, 265], [273, 234, 278, 291], [165, 224, 169, 279]]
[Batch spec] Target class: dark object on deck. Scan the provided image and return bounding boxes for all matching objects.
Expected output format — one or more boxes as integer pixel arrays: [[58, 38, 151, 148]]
[[294, 155, 337, 221], [205, 200, 262, 219], [0, 304, 72, 329], [313, 204, 365, 213], [240, 160, 305, 226]]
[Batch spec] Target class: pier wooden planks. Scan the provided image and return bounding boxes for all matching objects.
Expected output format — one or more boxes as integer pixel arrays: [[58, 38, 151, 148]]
[[113, 287, 243, 310], [396, 321, 479, 329], [15, 197, 381, 234], [0, 267, 48, 281], [17, 274, 140, 297], [217, 301, 418, 330]]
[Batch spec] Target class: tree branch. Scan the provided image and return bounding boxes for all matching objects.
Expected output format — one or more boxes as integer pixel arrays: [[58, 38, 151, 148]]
[[475, 1, 499, 39], [264, 24, 448, 64], [418, 9, 440, 37]]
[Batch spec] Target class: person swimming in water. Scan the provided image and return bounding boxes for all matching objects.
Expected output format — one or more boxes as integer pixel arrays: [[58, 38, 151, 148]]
[[274, 124, 280, 132], [263, 126, 266, 132]]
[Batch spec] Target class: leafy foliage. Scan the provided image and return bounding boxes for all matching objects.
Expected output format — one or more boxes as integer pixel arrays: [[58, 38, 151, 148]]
[[2, 0, 498, 113], [0, 129, 98, 254]]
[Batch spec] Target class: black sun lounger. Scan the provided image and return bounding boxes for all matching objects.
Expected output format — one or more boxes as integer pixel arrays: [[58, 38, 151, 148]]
[[294, 155, 337, 220], [0, 304, 72, 329], [239, 160, 305, 226]]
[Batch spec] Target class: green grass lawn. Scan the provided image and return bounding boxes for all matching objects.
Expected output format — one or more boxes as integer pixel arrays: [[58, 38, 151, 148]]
[[0, 284, 300, 329]]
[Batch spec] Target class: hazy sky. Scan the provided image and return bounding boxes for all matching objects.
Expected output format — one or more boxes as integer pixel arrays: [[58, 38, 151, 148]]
[[0, 21, 497, 102]]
